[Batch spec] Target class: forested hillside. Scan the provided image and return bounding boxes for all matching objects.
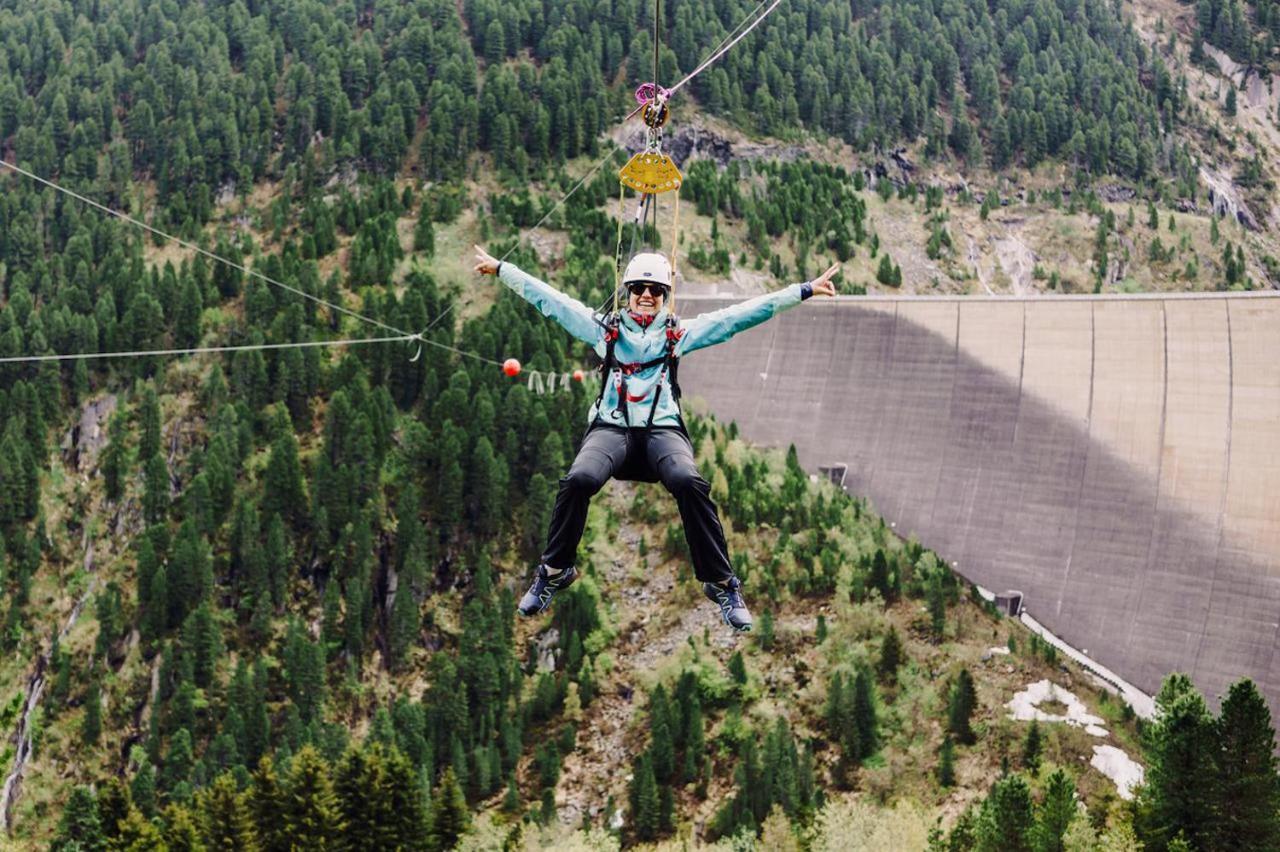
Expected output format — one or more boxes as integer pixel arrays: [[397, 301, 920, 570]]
[[2, 0, 1279, 849]]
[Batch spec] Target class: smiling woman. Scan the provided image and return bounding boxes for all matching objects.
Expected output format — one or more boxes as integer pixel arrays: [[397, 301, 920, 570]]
[[472, 243, 838, 633]]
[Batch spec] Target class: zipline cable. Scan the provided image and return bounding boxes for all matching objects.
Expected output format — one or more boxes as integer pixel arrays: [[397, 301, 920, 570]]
[[0, 161, 509, 368], [0, 335, 416, 365], [0, 328, 506, 368], [0, 158, 411, 340]]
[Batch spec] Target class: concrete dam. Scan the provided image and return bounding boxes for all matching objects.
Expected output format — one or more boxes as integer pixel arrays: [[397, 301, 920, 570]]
[[679, 292, 1280, 712]]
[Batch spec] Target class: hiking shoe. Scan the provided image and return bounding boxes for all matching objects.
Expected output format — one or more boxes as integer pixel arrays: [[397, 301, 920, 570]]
[[518, 564, 577, 617], [703, 576, 752, 632]]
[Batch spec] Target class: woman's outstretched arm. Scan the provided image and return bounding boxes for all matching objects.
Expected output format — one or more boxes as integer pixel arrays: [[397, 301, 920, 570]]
[[474, 245, 602, 346], [678, 263, 839, 355]]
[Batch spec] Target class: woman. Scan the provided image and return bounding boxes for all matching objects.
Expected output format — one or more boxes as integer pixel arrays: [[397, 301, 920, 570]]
[[473, 245, 838, 631]]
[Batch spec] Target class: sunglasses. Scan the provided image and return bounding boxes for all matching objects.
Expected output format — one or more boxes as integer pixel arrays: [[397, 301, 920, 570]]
[[627, 282, 670, 298]]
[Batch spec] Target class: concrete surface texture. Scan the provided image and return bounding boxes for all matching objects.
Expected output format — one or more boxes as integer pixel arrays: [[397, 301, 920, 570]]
[[678, 292, 1280, 712]]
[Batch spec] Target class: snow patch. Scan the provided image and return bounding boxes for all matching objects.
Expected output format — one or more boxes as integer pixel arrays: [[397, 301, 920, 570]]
[[1006, 679, 1108, 737], [1091, 745, 1144, 801]]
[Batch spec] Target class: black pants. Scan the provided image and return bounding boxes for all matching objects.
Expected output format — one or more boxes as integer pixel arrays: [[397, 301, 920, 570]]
[[542, 425, 734, 584]]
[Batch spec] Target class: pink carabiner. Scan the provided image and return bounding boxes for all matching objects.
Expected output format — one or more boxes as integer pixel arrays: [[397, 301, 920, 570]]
[[634, 83, 671, 106]]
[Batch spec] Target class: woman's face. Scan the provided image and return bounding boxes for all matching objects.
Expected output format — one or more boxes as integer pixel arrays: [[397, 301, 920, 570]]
[[628, 283, 668, 316]]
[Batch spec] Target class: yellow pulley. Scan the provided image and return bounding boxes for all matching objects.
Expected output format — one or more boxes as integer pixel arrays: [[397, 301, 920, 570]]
[[619, 152, 683, 195]]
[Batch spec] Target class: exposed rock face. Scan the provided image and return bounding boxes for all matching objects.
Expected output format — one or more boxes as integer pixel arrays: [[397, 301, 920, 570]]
[[62, 393, 117, 472], [1097, 184, 1136, 203], [620, 124, 804, 168], [1200, 165, 1260, 231]]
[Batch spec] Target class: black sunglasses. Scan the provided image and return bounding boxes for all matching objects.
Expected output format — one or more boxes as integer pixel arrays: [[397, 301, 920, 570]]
[[627, 282, 670, 298]]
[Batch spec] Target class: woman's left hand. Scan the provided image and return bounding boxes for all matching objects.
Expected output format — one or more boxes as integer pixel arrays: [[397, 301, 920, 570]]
[[811, 263, 840, 297]]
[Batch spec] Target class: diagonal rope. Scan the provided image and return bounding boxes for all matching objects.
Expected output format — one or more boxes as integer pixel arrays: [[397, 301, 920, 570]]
[[625, 0, 783, 122], [667, 0, 783, 97], [0, 158, 411, 338]]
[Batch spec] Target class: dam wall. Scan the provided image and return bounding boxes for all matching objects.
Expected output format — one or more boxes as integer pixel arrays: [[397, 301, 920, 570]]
[[679, 292, 1280, 710]]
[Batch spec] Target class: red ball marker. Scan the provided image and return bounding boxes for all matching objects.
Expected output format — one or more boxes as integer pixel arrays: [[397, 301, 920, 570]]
[[572, 369, 585, 382], [502, 358, 521, 377]]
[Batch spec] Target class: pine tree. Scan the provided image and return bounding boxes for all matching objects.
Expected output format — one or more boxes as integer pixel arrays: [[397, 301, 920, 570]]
[[388, 579, 420, 672], [199, 773, 260, 851], [877, 627, 903, 681], [143, 453, 170, 523], [163, 728, 195, 793], [248, 756, 289, 852], [948, 669, 978, 744], [649, 686, 675, 781], [629, 752, 660, 841], [161, 804, 203, 851], [52, 786, 103, 852], [927, 572, 946, 639], [1022, 720, 1042, 772], [414, 204, 436, 255], [852, 669, 879, 758], [1212, 679, 1280, 849], [284, 746, 344, 849], [263, 423, 309, 528], [131, 761, 157, 817], [82, 679, 102, 745], [183, 601, 224, 688], [1035, 768, 1076, 852], [428, 766, 470, 851], [728, 651, 748, 686], [284, 618, 326, 724], [938, 735, 956, 787], [977, 774, 1035, 852], [1140, 674, 1217, 849], [139, 387, 162, 461], [869, 549, 894, 601]]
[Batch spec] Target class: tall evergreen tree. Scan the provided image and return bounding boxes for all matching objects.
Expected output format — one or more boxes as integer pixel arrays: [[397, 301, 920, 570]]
[[877, 626, 903, 681], [428, 766, 470, 852], [1212, 679, 1280, 850], [283, 747, 345, 849], [1140, 673, 1217, 850], [629, 751, 660, 842], [1035, 768, 1076, 852], [948, 669, 978, 745], [52, 786, 103, 852], [199, 773, 260, 851], [938, 735, 956, 787], [976, 773, 1036, 852]]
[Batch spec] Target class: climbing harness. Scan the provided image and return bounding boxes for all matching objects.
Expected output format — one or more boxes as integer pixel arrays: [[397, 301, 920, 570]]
[[592, 310, 685, 431]]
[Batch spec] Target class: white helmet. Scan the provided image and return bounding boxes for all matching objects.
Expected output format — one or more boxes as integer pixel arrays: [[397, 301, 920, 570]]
[[622, 251, 672, 288]]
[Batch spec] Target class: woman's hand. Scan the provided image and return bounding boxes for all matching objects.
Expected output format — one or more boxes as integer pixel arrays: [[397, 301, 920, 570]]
[[810, 263, 840, 297], [474, 245, 501, 276]]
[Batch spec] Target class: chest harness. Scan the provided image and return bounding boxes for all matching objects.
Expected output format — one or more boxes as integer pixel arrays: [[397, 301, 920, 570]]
[[592, 311, 684, 430]]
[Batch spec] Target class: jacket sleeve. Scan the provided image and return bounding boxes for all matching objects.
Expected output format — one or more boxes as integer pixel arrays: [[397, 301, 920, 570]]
[[498, 263, 603, 346], [677, 283, 805, 355]]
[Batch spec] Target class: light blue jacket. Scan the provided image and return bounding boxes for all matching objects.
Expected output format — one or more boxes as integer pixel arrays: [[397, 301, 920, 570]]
[[498, 263, 806, 428]]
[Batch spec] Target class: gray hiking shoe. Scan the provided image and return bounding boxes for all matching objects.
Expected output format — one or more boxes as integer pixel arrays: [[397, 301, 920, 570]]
[[703, 576, 752, 632], [518, 564, 577, 617]]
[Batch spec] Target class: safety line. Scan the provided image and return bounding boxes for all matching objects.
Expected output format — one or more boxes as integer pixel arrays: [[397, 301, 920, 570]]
[[0, 158, 411, 339], [0, 335, 415, 365]]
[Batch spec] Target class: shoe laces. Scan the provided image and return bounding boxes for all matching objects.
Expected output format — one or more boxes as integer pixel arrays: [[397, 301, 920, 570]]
[[716, 577, 745, 610]]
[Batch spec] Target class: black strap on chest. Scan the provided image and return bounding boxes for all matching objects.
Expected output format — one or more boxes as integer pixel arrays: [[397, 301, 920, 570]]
[[592, 312, 683, 430]]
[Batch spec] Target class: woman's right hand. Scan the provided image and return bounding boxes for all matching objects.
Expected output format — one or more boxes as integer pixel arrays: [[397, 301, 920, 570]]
[[474, 245, 500, 276]]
